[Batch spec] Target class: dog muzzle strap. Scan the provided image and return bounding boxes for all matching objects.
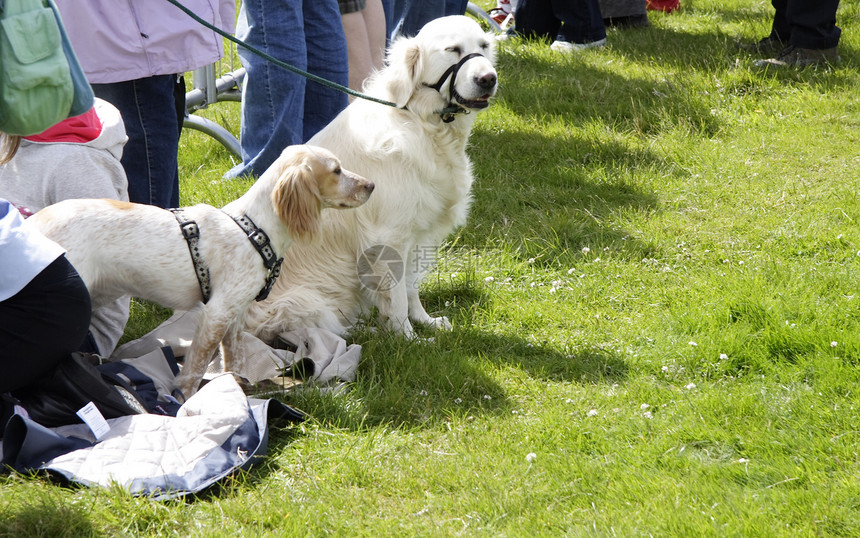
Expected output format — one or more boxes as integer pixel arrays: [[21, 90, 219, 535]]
[[424, 53, 484, 122]]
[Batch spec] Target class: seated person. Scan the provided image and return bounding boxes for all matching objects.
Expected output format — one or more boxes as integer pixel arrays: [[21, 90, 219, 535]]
[[0, 99, 130, 356], [1, 197, 91, 394]]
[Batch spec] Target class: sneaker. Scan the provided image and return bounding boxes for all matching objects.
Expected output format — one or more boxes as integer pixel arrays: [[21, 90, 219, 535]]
[[736, 35, 785, 55], [550, 38, 607, 52], [754, 45, 841, 68]]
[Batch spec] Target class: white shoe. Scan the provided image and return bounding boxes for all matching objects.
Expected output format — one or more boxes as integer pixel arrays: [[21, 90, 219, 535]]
[[550, 38, 607, 52]]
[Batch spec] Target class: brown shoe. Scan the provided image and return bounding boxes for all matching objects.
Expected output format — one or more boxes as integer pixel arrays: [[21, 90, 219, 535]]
[[754, 45, 840, 68], [737, 35, 785, 55]]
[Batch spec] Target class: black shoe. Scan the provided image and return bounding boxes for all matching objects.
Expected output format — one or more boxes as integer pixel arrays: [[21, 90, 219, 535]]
[[754, 45, 841, 68], [737, 35, 785, 55]]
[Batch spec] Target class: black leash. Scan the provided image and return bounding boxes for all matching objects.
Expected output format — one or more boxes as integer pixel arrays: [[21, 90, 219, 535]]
[[164, 0, 466, 118]]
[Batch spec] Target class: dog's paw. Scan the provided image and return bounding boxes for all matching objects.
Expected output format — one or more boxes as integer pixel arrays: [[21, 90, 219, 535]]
[[427, 315, 452, 331]]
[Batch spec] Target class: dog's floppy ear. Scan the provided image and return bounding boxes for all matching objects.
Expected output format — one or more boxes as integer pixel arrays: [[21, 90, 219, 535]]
[[384, 36, 422, 108], [272, 156, 322, 242]]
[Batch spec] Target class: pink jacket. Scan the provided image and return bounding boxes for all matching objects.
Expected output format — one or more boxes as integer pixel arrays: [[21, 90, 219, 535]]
[[54, 0, 236, 84]]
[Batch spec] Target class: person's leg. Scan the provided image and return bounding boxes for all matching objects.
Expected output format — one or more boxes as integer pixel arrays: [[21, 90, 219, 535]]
[[514, 0, 560, 40], [302, 0, 349, 142], [391, 0, 446, 38], [342, 0, 386, 93], [785, 0, 840, 49], [227, 0, 307, 179], [0, 256, 91, 393], [444, 0, 467, 16], [364, 0, 387, 72], [754, 0, 840, 66], [552, 0, 606, 44], [92, 76, 181, 208], [380, 0, 395, 41], [342, 10, 374, 92], [769, 0, 791, 41]]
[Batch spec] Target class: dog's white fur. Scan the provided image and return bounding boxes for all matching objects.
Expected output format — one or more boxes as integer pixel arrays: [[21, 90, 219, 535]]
[[27, 145, 373, 396], [244, 15, 498, 340]]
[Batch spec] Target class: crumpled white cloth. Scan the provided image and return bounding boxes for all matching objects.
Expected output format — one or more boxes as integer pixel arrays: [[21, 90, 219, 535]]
[[113, 309, 361, 385]]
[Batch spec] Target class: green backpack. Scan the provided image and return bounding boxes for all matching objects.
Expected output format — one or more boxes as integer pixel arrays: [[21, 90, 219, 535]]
[[0, 0, 93, 136]]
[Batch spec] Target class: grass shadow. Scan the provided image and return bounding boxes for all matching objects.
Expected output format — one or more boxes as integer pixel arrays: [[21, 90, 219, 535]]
[[0, 492, 96, 537], [467, 128, 662, 264], [281, 283, 627, 431]]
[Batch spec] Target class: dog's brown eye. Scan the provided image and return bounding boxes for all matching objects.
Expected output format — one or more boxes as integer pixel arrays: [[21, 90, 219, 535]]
[[334, 167, 342, 175]]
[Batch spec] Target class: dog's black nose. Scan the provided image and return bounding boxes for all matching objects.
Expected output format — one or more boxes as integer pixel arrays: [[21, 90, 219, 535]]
[[476, 72, 497, 90], [365, 182, 375, 193]]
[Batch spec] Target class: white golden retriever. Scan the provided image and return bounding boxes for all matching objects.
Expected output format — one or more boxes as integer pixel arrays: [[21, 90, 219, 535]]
[[28, 145, 373, 396], [244, 15, 498, 340]]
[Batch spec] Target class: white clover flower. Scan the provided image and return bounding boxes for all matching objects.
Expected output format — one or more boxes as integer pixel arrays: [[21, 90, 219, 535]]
[[640, 403, 651, 410], [587, 409, 599, 417], [483, 395, 492, 400], [661, 366, 669, 373], [526, 452, 537, 463], [420, 390, 428, 396], [738, 458, 749, 463], [484, 276, 495, 283], [528, 257, 536, 264], [719, 353, 728, 360], [643, 411, 653, 419], [454, 398, 462, 404], [686, 383, 697, 390], [831, 341, 838, 348], [582, 247, 590, 254]]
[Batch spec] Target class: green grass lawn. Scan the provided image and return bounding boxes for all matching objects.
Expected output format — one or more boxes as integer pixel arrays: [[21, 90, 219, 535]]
[[3, 1, 860, 535]]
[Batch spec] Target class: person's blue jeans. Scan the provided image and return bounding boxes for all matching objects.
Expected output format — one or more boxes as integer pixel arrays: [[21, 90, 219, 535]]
[[92, 75, 183, 208], [388, 0, 467, 39], [226, 0, 349, 179]]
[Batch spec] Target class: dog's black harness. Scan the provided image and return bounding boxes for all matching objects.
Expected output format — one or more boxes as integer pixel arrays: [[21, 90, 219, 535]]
[[227, 213, 283, 302], [169, 209, 284, 304], [169, 208, 213, 304], [424, 52, 485, 123]]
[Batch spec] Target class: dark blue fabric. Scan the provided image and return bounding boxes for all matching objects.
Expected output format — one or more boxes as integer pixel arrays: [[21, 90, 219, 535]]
[[1, 413, 92, 472], [97, 360, 181, 417]]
